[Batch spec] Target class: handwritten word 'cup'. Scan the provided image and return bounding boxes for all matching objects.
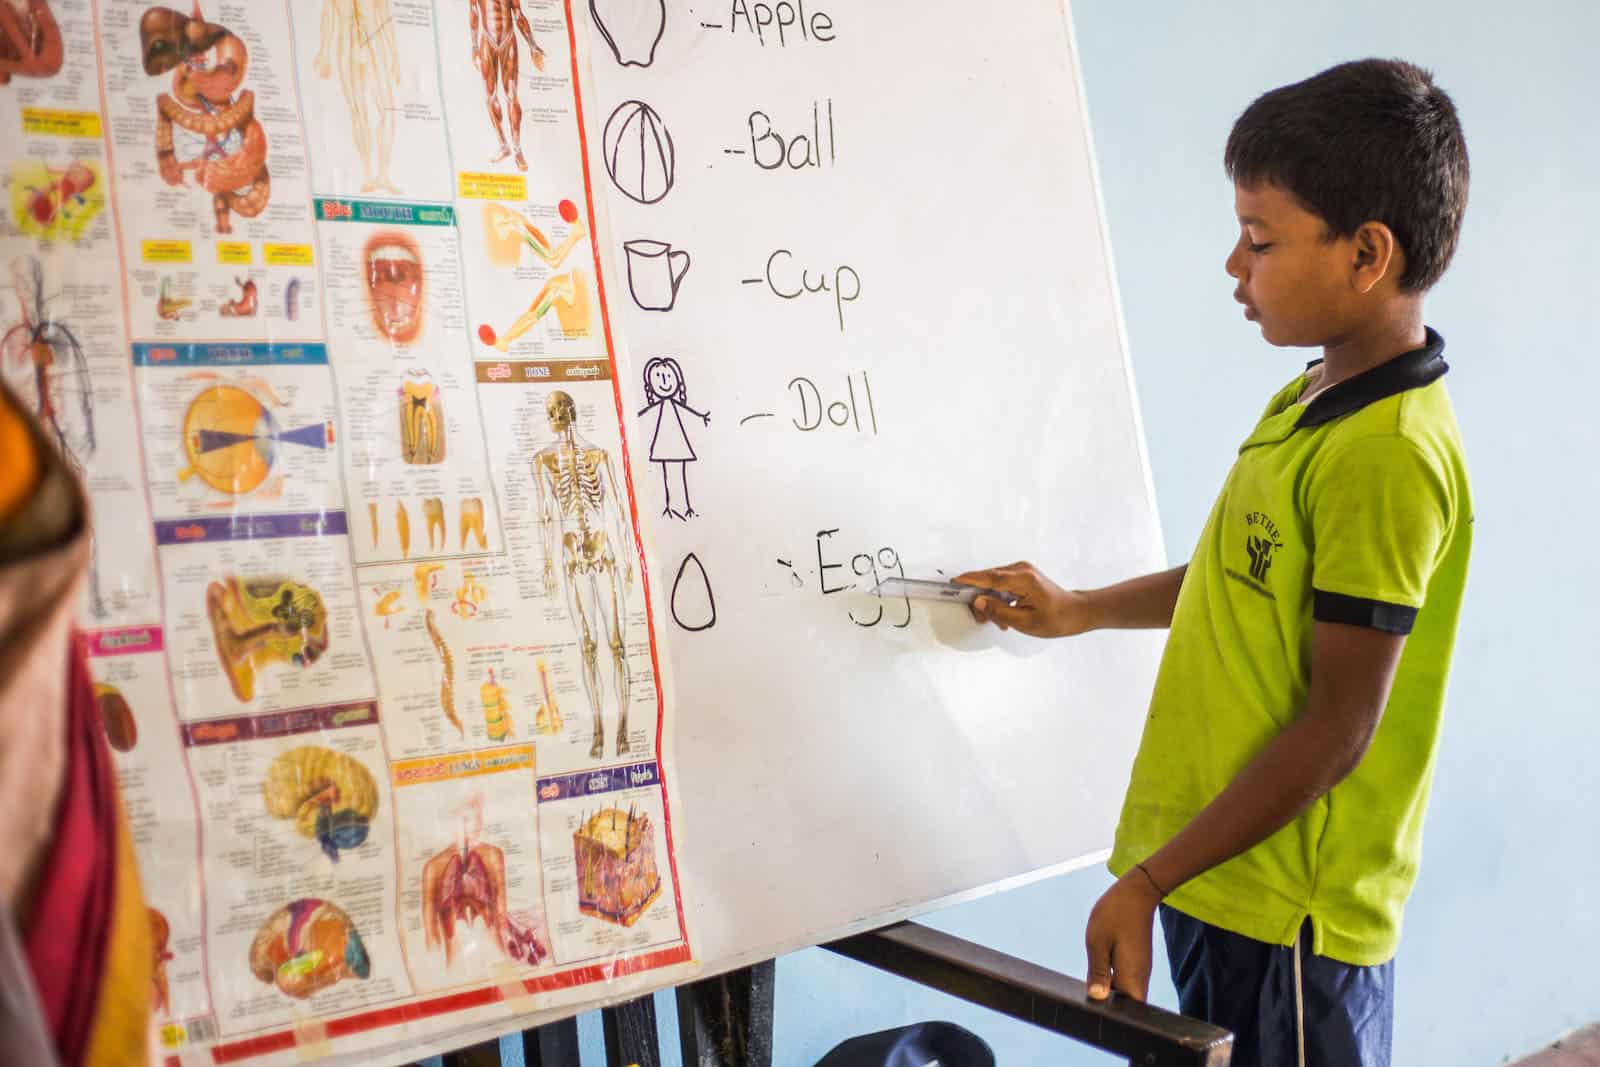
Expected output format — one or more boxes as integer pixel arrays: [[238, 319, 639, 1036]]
[[625, 240, 691, 311]]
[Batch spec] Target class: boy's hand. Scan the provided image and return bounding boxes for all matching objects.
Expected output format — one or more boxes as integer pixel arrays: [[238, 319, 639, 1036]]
[[953, 562, 1093, 638], [1084, 870, 1163, 1002]]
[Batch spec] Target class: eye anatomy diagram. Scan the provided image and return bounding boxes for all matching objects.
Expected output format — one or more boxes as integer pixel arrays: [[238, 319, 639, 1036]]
[[476, 200, 592, 350], [178, 380, 331, 502], [399, 370, 445, 464], [468, 0, 545, 171], [603, 100, 675, 205], [248, 898, 371, 1000], [206, 575, 330, 702], [0, 0, 64, 82], [589, 0, 665, 68], [421, 795, 548, 966], [637, 357, 708, 520], [531, 391, 636, 759], [140, 3, 271, 234], [623, 239, 690, 312], [2, 257, 110, 617], [365, 231, 424, 345], [573, 805, 662, 927], [262, 745, 379, 862], [9, 161, 104, 242], [313, 0, 401, 195]]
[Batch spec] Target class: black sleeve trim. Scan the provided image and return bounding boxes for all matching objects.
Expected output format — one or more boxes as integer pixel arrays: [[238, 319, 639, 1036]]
[[1312, 589, 1418, 635]]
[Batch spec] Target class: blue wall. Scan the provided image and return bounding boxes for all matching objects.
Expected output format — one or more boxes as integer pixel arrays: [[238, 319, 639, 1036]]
[[550, 2, 1599, 1064]]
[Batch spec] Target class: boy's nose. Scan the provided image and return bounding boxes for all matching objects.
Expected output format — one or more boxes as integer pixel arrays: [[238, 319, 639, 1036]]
[[1225, 240, 1245, 279]]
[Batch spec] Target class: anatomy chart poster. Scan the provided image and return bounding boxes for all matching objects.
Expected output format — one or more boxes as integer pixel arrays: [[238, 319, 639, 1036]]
[[1, 0, 692, 1061]]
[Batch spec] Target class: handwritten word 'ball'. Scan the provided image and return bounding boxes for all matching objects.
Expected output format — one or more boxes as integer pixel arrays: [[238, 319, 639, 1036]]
[[603, 100, 675, 205]]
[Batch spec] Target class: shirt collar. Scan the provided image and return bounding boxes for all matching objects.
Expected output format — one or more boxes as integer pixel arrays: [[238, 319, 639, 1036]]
[[1296, 327, 1449, 428]]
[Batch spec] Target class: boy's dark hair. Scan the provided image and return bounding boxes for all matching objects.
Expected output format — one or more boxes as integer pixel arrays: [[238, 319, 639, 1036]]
[[1224, 59, 1469, 292]]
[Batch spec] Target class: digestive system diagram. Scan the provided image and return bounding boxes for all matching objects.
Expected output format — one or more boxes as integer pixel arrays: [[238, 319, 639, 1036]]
[[420, 794, 546, 966], [0, 0, 64, 83], [206, 575, 329, 702], [476, 200, 592, 351], [262, 745, 378, 862], [249, 898, 371, 999], [140, 2, 271, 233], [177, 377, 332, 504], [532, 391, 635, 759], [313, 0, 400, 195]]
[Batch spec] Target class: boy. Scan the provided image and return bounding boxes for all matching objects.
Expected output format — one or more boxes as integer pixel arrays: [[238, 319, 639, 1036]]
[[959, 59, 1471, 1067]]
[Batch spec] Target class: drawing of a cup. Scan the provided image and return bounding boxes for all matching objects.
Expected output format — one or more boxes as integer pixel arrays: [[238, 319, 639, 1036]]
[[624, 239, 691, 311]]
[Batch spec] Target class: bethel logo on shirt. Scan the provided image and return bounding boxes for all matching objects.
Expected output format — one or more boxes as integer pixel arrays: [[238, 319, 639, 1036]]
[[1243, 510, 1285, 584]]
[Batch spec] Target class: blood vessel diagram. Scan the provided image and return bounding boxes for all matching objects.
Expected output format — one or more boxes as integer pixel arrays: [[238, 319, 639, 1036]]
[[178, 381, 331, 498], [421, 795, 547, 966], [0, 0, 63, 82], [365, 232, 424, 345], [467, 0, 545, 171], [140, 2, 271, 233], [248, 898, 371, 999], [313, 0, 401, 195], [262, 745, 378, 861], [206, 575, 330, 702]]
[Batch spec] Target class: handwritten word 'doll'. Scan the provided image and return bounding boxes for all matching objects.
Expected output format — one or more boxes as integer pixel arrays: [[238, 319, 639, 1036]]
[[789, 371, 878, 434], [725, 0, 836, 47], [749, 100, 836, 171], [748, 249, 860, 332]]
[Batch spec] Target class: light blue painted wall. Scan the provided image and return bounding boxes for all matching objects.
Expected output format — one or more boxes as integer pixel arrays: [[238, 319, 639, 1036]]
[[545, 2, 1598, 1064]]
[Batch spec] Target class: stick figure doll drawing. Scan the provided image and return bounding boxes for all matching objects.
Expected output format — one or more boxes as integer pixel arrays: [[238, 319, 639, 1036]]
[[637, 357, 708, 519]]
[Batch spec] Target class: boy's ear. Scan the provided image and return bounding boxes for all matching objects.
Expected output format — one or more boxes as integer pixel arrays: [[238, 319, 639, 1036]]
[[1350, 221, 1401, 294]]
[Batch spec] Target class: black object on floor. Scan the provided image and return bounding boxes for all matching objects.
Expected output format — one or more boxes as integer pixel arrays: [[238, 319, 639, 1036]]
[[814, 1021, 995, 1067]]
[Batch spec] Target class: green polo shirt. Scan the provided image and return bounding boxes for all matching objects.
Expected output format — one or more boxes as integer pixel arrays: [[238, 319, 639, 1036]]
[[1108, 328, 1472, 966]]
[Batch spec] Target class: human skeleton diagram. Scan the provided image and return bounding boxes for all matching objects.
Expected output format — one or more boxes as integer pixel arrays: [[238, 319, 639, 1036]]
[[140, 3, 271, 234], [531, 391, 636, 759], [314, 0, 400, 195], [468, 0, 545, 171]]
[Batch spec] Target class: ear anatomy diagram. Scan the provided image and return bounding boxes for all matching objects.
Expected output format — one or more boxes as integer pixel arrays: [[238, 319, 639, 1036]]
[[262, 745, 378, 861], [637, 357, 707, 520], [220, 276, 257, 317], [314, 0, 401, 195], [249, 898, 371, 999], [603, 100, 675, 205], [425, 608, 463, 736], [670, 553, 716, 632], [589, 0, 664, 68], [532, 391, 636, 758], [179, 383, 330, 497], [150, 909, 173, 1016], [476, 201, 592, 349], [206, 576, 330, 702], [533, 659, 561, 734], [365, 231, 424, 344], [468, 0, 545, 171], [421, 796, 548, 966], [9, 161, 103, 241], [0, 0, 64, 82], [573, 806, 662, 927], [623, 239, 689, 311], [3, 257, 108, 616], [94, 682, 138, 752], [140, 4, 271, 234], [459, 497, 487, 550]]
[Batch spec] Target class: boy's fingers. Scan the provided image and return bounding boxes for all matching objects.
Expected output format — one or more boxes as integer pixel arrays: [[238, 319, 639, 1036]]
[[972, 596, 1028, 631], [1085, 934, 1112, 1001], [1110, 945, 1147, 1001]]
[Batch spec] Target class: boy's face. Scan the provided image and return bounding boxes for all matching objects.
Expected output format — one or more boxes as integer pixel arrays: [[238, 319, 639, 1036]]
[[1225, 182, 1362, 348]]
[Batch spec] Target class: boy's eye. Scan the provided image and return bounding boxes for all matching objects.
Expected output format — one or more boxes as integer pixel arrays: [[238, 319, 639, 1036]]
[[1248, 242, 1273, 253]]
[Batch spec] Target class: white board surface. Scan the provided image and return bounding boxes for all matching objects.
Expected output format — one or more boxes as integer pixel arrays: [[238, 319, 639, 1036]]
[[583, 0, 1166, 973]]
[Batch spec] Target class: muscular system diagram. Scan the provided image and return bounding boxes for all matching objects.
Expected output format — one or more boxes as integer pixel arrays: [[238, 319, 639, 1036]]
[[140, 3, 270, 233], [421, 794, 547, 966], [249, 898, 371, 999], [532, 391, 636, 759], [477, 201, 591, 351], [573, 806, 661, 927], [468, 0, 545, 171], [314, 0, 400, 195], [262, 745, 378, 862], [0, 0, 63, 82], [206, 575, 330, 701]]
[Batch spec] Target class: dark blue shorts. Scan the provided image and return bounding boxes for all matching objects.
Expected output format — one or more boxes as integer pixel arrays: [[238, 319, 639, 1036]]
[[1160, 905, 1393, 1067]]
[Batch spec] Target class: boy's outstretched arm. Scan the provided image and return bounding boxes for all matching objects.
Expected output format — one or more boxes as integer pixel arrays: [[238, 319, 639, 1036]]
[[1084, 619, 1407, 1002], [954, 562, 1188, 638]]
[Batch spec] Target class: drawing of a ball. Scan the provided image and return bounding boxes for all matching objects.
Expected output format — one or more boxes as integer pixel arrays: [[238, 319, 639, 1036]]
[[603, 100, 675, 205]]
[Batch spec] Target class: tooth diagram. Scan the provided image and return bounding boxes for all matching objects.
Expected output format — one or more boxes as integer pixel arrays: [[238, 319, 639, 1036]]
[[365, 231, 424, 344], [422, 496, 445, 550], [399, 370, 445, 465], [396, 500, 411, 558], [459, 497, 486, 550]]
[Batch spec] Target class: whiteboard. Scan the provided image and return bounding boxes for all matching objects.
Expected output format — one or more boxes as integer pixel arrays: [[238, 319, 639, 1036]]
[[584, 0, 1166, 974]]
